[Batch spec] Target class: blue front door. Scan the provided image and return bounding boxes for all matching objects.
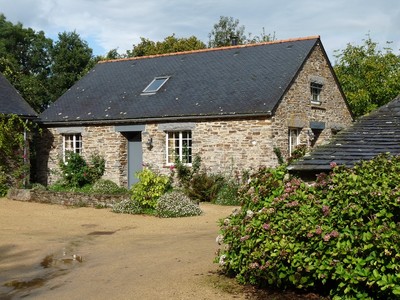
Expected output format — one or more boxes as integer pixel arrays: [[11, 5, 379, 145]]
[[127, 132, 143, 188]]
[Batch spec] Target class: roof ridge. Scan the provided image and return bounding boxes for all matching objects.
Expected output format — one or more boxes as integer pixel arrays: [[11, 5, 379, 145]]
[[99, 35, 321, 64]]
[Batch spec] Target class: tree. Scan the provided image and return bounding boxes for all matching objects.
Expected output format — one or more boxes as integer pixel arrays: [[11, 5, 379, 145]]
[[208, 16, 246, 48], [334, 36, 400, 118], [0, 14, 53, 112], [127, 34, 206, 57], [50, 31, 94, 100]]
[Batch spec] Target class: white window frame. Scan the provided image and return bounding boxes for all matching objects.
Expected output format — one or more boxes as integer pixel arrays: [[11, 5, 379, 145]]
[[63, 133, 82, 161], [289, 128, 300, 155], [166, 131, 192, 165], [310, 82, 323, 105]]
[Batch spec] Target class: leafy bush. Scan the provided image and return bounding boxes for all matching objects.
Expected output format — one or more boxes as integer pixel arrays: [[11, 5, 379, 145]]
[[216, 155, 400, 299], [186, 171, 225, 203], [130, 168, 171, 209], [91, 179, 128, 195], [156, 190, 202, 218], [173, 156, 226, 203], [0, 114, 33, 189], [112, 199, 143, 215], [58, 152, 106, 188], [0, 167, 8, 197], [214, 181, 241, 206]]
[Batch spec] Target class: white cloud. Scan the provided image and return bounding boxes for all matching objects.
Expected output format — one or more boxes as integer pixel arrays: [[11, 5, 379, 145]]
[[1, 0, 399, 59]]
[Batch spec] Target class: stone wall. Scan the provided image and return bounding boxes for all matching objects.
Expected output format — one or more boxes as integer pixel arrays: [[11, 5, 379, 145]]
[[143, 118, 277, 176], [7, 188, 128, 208], [35, 126, 128, 187], [272, 43, 353, 157]]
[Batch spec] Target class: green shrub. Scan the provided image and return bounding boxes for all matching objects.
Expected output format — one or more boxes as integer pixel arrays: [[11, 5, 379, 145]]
[[130, 168, 171, 209], [186, 171, 225, 203], [214, 181, 240, 206], [91, 179, 127, 195], [216, 155, 400, 299], [58, 152, 106, 188], [112, 199, 143, 214], [0, 167, 8, 197], [156, 190, 202, 218]]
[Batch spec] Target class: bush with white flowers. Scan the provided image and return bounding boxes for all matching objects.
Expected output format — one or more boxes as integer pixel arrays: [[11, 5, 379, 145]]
[[156, 190, 202, 218]]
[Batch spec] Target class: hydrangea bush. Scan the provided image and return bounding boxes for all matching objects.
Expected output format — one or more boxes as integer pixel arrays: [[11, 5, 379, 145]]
[[156, 190, 202, 218], [216, 155, 400, 299]]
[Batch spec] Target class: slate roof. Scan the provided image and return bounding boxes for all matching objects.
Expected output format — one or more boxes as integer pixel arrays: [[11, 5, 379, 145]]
[[39, 36, 321, 125], [288, 95, 400, 172], [0, 72, 37, 118]]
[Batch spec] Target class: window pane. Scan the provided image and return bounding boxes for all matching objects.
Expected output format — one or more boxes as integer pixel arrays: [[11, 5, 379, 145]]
[[143, 77, 169, 93], [166, 131, 192, 164]]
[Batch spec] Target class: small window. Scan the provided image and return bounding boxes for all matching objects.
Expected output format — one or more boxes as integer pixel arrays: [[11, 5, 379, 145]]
[[310, 82, 323, 104], [289, 128, 300, 155], [166, 131, 192, 165], [142, 76, 169, 94], [63, 133, 82, 161]]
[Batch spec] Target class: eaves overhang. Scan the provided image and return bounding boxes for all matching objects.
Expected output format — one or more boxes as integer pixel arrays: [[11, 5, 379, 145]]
[[37, 111, 273, 127]]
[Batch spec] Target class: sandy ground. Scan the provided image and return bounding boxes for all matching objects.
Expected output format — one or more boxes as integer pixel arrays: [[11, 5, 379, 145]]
[[0, 198, 251, 300]]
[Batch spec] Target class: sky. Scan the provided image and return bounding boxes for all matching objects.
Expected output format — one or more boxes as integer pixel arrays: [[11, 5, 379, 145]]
[[1, 0, 399, 63]]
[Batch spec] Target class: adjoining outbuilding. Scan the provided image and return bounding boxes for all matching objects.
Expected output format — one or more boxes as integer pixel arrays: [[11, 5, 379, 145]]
[[288, 94, 400, 178], [0, 72, 37, 118], [36, 36, 353, 187]]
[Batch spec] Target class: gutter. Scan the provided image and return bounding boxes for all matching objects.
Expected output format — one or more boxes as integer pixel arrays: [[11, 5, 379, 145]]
[[37, 111, 273, 127]]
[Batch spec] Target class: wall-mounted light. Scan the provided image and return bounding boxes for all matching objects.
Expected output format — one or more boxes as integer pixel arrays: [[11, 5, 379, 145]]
[[145, 137, 153, 150]]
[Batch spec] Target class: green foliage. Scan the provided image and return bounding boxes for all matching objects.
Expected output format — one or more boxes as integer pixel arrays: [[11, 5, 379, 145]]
[[334, 35, 400, 118], [208, 16, 247, 48], [0, 15, 96, 112], [216, 155, 400, 299], [173, 155, 225, 203], [208, 16, 276, 48], [0, 14, 53, 112], [91, 179, 128, 195], [156, 190, 202, 218], [188, 171, 225, 203], [214, 181, 241, 206], [127, 34, 206, 57], [58, 152, 106, 188], [50, 31, 94, 99], [0, 167, 8, 196], [130, 168, 171, 209], [0, 114, 31, 189]]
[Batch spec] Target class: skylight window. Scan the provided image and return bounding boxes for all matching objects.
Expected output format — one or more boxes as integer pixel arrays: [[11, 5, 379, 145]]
[[142, 76, 170, 94]]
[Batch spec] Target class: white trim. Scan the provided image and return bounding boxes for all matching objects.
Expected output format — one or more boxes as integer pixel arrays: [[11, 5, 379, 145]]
[[62, 133, 82, 161], [165, 131, 192, 165], [289, 128, 300, 155]]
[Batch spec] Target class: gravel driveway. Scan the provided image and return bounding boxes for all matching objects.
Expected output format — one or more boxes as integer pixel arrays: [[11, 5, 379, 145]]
[[0, 198, 250, 299]]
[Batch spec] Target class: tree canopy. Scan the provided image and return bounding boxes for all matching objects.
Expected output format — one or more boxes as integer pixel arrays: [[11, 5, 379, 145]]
[[208, 16, 276, 48], [334, 36, 400, 118], [50, 31, 94, 100], [126, 34, 206, 57], [0, 14, 96, 112]]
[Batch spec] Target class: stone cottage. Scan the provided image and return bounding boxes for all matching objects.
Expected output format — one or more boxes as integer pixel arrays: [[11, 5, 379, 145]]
[[37, 36, 353, 187]]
